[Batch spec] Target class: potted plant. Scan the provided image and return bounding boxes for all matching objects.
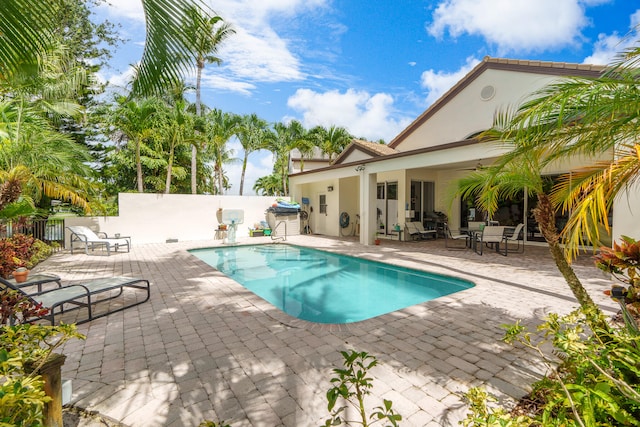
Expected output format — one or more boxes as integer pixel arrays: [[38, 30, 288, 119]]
[[11, 258, 29, 283], [12, 266, 29, 283]]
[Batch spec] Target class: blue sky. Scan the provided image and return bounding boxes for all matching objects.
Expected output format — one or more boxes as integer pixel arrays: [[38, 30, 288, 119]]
[[96, 0, 640, 195]]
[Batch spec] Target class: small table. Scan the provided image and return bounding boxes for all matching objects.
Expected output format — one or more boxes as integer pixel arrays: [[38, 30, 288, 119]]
[[7, 273, 62, 293], [214, 228, 227, 240]]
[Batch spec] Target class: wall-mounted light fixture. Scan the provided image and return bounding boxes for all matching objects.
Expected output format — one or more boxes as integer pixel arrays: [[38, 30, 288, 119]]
[[327, 186, 334, 192], [355, 165, 365, 172]]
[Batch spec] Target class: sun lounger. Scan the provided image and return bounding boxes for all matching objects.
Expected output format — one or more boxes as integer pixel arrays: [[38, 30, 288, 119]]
[[407, 221, 437, 240], [1, 275, 150, 325], [67, 225, 130, 255]]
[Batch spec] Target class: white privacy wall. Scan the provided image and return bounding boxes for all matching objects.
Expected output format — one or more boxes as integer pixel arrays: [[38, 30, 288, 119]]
[[64, 193, 286, 245]]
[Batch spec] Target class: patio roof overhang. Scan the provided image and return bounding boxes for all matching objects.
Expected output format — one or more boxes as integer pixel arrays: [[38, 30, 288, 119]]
[[289, 138, 511, 184]]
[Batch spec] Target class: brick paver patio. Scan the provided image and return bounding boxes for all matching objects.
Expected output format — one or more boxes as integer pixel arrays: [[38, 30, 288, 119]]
[[38, 235, 616, 426]]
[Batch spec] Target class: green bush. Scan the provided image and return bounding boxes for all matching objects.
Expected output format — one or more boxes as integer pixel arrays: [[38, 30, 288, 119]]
[[0, 233, 54, 278], [462, 307, 640, 426], [0, 292, 85, 426]]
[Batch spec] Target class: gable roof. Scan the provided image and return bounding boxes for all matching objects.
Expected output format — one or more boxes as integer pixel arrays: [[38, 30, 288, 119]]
[[332, 138, 399, 165], [388, 56, 606, 149]]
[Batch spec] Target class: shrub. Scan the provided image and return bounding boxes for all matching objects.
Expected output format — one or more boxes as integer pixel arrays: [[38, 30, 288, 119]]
[[463, 307, 640, 426], [0, 233, 54, 278], [0, 291, 85, 425]]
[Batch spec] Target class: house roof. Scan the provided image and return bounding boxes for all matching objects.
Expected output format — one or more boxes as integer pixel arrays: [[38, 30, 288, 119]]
[[388, 56, 607, 149], [332, 139, 399, 165]]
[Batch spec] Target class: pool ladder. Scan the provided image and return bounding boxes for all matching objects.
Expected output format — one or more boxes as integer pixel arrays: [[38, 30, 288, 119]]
[[271, 221, 287, 242]]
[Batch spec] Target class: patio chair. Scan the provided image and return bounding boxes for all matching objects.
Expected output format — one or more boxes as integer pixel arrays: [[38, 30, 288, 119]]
[[407, 221, 437, 240], [1, 275, 150, 325], [474, 226, 507, 256], [443, 223, 468, 250], [67, 225, 130, 255], [504, 223, 525, 254]]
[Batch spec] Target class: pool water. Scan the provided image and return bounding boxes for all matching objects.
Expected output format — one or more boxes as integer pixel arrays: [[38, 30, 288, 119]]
[[189, 245, 474, 324]]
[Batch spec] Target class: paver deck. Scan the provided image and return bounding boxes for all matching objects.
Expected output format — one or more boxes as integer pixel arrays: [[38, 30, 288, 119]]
[[39, 235, 616, 426]]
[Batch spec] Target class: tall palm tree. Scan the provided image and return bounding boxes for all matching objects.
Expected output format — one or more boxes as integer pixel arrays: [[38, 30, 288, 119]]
[[312, 125, 352, 163], [157, 85, 195, 194], [268, 120, 308, 195], [204, 109, 239, 194], [237, 114, 268, 195], [181, 5, 235, 194], [108, 96, 160, 192]]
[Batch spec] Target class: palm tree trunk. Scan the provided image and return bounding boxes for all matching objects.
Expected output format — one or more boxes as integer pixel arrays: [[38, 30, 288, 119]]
[[533, 193, 601, 314], [136, 140, 144, 193], [165, 144, 175, 194], [191, 65, 204, 195], [239, 152, 248, 196]]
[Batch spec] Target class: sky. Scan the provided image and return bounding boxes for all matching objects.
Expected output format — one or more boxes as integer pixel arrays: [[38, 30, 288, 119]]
[[95, 0, 640, 195]]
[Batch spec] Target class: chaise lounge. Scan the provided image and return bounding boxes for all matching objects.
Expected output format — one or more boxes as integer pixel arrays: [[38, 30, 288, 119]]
[[0, 274, 150, 325], [67, 225, 131, 255]]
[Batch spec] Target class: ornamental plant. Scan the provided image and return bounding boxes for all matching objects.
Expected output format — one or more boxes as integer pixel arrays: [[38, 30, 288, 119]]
[[0, 234, 55, 279], [462, 307, 640, 426], [322, 350, 401, 427], [0, 290, 85, 425], [594, 235, 640, 329]]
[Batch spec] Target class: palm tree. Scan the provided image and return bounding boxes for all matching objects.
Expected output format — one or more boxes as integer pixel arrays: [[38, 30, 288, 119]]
[[181, 5, 235, 194], [312, 125, 352, 163], [453, 150, 600, 315], [157, 85, 195, 194], [253, 174, 283, 196], [0, 100, 94, 211], [107, 96, 160, 192], [237, 114, 268, 195], [204, 109, 239, 194], [487, 45, 640, 260], [267, 120, 309, 195]]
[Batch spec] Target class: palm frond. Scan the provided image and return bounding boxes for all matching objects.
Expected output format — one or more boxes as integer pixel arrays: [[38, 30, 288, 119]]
[[132, 0, 215, 97]]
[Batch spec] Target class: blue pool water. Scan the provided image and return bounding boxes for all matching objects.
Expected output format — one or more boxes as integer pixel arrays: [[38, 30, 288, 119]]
[[189, 245, 474, 324]]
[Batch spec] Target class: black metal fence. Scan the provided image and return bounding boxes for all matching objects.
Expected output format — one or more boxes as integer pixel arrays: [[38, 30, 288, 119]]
[[0, 218, 65, 249]]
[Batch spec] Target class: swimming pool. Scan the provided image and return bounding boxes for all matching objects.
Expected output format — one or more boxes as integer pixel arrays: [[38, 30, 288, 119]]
[[190, 244, 474, 324]]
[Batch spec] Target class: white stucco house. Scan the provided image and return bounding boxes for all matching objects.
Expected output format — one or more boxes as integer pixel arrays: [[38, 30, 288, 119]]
[[288, 56, 640, 246]]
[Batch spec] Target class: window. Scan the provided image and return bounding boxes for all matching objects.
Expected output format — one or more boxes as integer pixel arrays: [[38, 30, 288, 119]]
[[319, 194, 327, 214]]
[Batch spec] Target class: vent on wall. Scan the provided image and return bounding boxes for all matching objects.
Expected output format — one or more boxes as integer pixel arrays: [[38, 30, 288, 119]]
[[480, 85, 495, 101]]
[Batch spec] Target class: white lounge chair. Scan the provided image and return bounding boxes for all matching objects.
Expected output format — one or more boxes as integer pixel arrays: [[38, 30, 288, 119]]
[[67, 226, 130, 255], [407, 222, 437, 240]]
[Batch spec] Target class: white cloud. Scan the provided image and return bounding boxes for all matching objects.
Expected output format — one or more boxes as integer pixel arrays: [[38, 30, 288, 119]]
[[582, 9, 640, 65], [98, 0, 327, 94], [427, 0, 590, 54], [420, 56, 481, 106], [287, 89, 412, 142]]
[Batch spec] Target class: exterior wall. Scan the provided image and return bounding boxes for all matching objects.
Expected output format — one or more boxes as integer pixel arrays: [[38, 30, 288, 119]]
[[613, 181, 640, 243], [339, 150, 373, 163], [338, 176, 360, 236], [65, 193, 283, 245], [397, 69, 563, 152]]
